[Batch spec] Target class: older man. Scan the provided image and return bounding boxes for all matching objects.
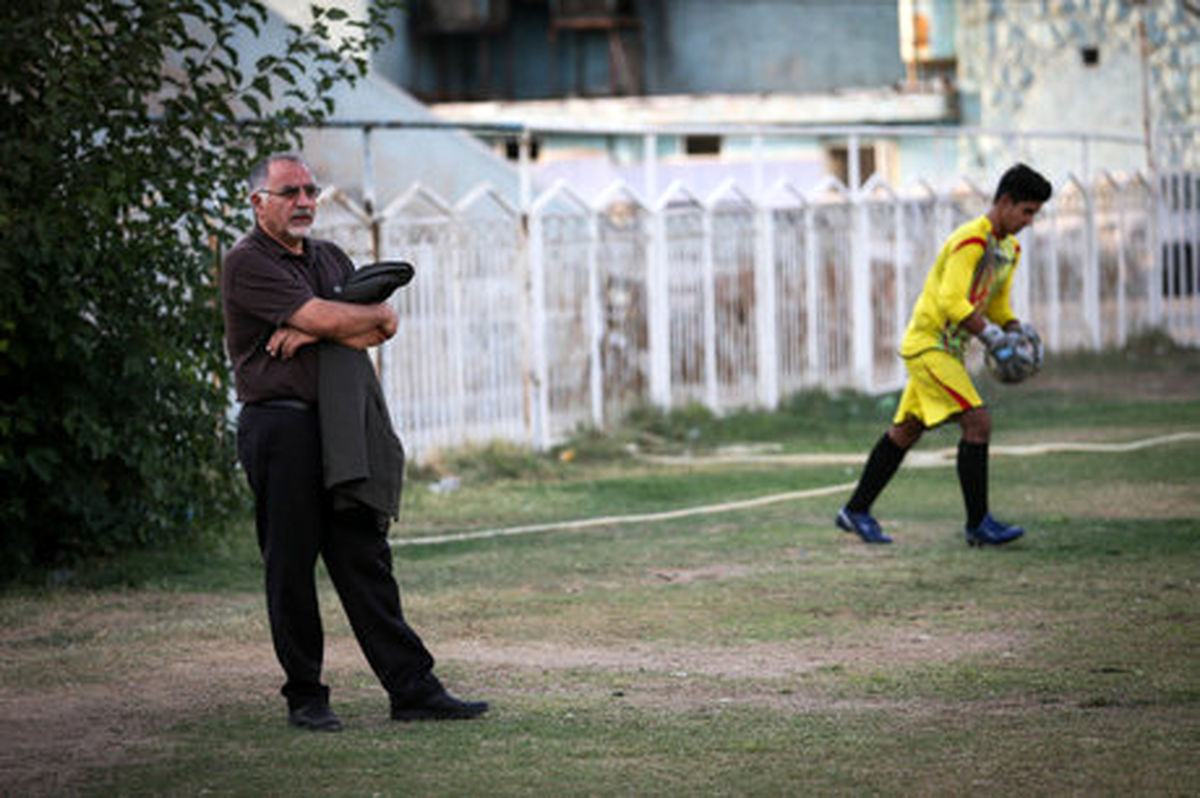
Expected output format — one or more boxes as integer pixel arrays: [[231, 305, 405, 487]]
[[221, 152, 487, 731]]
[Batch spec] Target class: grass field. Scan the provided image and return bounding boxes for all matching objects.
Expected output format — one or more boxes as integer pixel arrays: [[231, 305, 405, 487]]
[[2, 341, 1198, 795]]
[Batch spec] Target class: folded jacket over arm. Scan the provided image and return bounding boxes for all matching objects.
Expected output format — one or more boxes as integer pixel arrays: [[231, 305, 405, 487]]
[[317, 262, 414, 518]]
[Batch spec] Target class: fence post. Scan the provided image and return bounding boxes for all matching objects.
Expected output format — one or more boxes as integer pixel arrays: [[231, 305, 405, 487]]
[[646, 134, 672, 407], [850, 196, 874, 390], [702, 205, 718, 411], [1083, 179, 1101, 350], [803, 202, 820, 385], [517, 134, 539, 448], [1164, 170, 1181, 337], [647, 214, 671, 407], [1114, 176, 1129, 346], [586, 211, 604, 428], [755, 204, 780, 408], [527, 210, 550, 450], [753, 134, 779, 408], [450, 217, 467, 439], [1160, 172, 1175, 337], [1148, 169, 1163, 332], [844, 133, 875, 390]]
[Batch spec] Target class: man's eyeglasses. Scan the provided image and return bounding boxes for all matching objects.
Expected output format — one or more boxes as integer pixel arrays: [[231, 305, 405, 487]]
[[256, 184, 321, 201]]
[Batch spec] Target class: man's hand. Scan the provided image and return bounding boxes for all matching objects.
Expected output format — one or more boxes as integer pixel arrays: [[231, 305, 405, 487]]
[[340, 304, 397, 349], [983, 320, 1042, 383], [267, 326, 319, 359], [977, 322, 1018, 365], [377, 304, 398, 338], [325, 305, 398, 351], [1011, 320, 1044, 373], [339, 327, 390, 350]]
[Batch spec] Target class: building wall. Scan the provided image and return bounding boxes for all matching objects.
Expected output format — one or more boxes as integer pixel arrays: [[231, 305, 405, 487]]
[[641, 0, 906, 95], [376, 0, 908, 101], [955, 0, 1198, 176]]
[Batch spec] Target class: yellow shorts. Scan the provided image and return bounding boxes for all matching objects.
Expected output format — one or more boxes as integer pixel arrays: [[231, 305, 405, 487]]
[[892, 349, 983, 428]]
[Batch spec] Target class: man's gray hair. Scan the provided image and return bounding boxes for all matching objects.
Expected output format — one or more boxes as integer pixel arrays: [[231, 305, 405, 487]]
[[248, 152, 311, 193]]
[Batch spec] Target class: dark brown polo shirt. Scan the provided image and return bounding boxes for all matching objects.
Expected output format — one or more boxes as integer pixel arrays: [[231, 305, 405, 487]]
[[221, 225, 354, 403]]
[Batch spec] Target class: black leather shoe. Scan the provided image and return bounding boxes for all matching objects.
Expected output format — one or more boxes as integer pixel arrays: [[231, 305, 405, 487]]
[[391, 690, 489, 721], [288, 703, 343, 731]]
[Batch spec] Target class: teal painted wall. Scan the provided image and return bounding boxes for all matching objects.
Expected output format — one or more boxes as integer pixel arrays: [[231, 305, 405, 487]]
[[377, 0, 907, 101], [643, 0, 905, 95]]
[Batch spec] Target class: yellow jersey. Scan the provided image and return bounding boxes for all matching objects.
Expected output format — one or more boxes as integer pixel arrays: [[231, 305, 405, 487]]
[[900, 214, 1020, 360]]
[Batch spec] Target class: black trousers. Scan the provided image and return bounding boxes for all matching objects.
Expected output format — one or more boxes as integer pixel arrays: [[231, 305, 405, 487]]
[[237, 403, 435, 710]]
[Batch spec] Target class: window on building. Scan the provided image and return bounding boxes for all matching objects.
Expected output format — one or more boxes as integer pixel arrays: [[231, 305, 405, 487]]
[[827, 144, 877, 187], [502, 136, 541, 161], [685, 135, 721, 156], [1081, 46, 1100, 66]]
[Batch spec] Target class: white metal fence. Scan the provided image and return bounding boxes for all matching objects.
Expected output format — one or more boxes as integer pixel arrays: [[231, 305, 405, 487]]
[[312, 166, 1197, 462]]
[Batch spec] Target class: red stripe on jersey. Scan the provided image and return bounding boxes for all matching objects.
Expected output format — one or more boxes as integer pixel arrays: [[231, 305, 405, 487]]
[[1014, 241, 1021, 254], [969, 252, 993, 303], [953, 237, 986, 253], [925, 366, 973, 411], [969, 268, 991, 304]]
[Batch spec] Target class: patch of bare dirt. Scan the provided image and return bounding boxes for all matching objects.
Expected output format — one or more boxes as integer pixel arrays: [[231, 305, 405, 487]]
[[0, 595, 1026, 795], [437, 627, 1030, 716], [0, 630, 369, 795], [0, 644, 267, 794], [438, 627, 1025, 683], [647, 563, 761, 584]]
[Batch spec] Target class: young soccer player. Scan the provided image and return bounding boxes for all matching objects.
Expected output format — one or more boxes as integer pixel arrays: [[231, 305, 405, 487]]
[[836, 163, 1053, 546]]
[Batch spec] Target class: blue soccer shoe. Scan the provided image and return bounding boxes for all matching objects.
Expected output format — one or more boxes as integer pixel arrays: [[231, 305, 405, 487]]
[[964, 514, 1025, 547], [836, 507, 893, 544]]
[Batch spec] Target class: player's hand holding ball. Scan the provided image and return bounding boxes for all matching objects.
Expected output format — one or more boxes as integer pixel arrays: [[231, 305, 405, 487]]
[[980, 322, 1042, 384], [1016, 321, 1044, 374]]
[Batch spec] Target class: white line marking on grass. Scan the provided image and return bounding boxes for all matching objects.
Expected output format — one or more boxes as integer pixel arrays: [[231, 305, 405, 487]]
[[638, 431, 1200, 469], [392, 482, 859, 547], [390, 431, 1200, 548]]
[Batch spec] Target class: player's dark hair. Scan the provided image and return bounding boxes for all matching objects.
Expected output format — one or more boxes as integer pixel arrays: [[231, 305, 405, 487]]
[[994, 163, 1053, 204]]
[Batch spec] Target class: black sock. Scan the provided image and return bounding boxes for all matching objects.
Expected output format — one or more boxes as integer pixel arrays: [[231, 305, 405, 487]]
[[957, 440, 989, 530], [846, 434, 907, 513]]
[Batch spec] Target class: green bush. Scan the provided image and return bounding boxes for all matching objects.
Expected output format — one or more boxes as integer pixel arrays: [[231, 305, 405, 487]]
[[0, 0, 399, 582]]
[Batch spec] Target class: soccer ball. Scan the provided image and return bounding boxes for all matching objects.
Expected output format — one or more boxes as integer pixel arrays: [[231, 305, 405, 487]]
[[985, 327, 1043, 384]]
